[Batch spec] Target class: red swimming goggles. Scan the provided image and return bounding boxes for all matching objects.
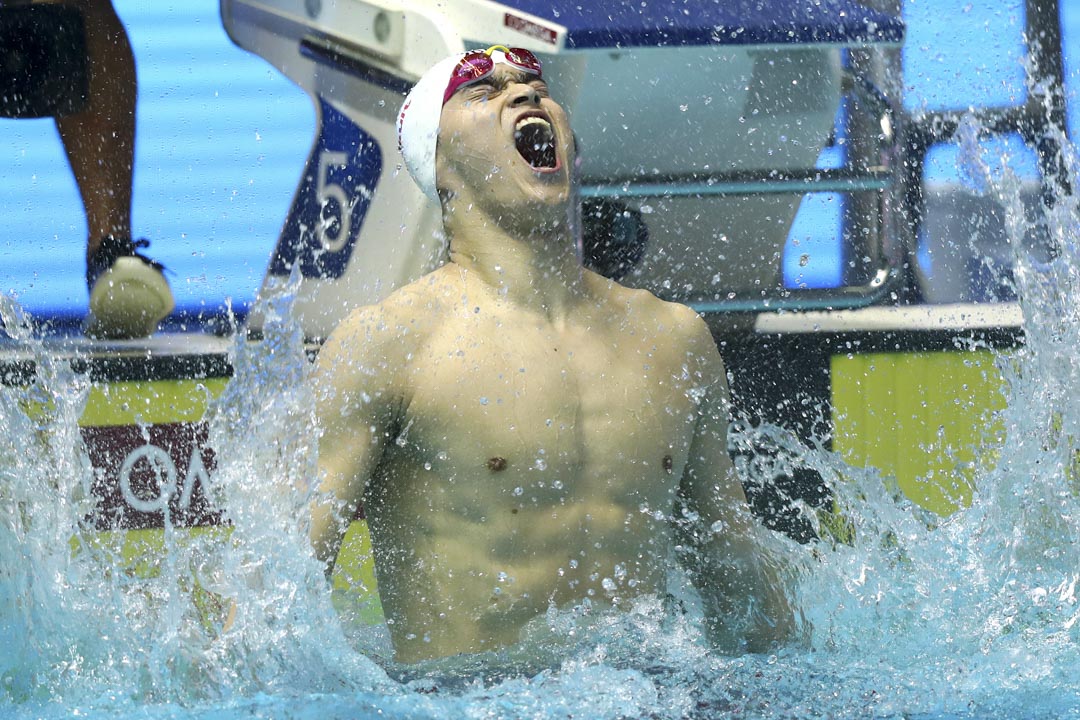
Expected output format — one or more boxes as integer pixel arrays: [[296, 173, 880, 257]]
[[442, 45, 543, 106]]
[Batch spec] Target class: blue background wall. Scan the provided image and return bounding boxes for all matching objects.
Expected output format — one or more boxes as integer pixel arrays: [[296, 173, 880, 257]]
[[1, 1, 1077, 321]]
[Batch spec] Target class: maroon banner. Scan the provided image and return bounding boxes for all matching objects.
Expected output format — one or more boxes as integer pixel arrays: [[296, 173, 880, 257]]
[[504, 12, 558, 44], [82, 423, 223, 531]]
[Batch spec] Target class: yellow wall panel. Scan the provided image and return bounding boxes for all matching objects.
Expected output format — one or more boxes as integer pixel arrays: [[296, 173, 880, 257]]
[[80, 378, 231, 427], [832, 350, 1008, 515]]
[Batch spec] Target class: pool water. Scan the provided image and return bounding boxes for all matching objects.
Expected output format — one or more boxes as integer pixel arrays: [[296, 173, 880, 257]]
[[2, 125, 1080, 719]]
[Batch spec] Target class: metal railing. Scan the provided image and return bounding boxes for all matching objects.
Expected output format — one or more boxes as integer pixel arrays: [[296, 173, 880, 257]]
[[579, 69, 906, 314]]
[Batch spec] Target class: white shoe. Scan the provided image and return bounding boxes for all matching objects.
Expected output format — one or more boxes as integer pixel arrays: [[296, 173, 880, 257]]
[[85, 238, 175, 340]]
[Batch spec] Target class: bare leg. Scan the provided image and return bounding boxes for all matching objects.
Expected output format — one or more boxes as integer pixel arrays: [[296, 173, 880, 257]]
[[55, 0, 173, 338], [54, 0, 136, 261]]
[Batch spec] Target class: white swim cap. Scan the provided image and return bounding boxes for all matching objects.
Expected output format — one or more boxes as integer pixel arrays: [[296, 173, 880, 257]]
[[396, 53, 468, 204], [397, 46, 543, 204]]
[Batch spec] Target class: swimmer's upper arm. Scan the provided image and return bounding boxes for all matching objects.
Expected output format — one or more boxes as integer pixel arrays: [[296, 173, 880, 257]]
[[675, 315, 796, 652], [309, 305, 408, 574], [677, 316, 747, 548]]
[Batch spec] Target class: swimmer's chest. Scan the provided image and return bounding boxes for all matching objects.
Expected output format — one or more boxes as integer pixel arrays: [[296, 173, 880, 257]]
[[397, 316, 695, 487]]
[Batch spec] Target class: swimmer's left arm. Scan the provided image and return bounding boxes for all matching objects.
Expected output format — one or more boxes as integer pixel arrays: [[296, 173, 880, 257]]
[[675, 319, 797, 654]]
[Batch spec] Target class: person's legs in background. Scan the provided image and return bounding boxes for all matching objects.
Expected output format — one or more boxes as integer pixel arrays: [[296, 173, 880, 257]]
[[55, 0, 133, 254], [55, 0, 173, 339]]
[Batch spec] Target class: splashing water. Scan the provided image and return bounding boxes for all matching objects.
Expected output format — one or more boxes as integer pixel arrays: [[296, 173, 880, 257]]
[[2, 123, 1080, 718]]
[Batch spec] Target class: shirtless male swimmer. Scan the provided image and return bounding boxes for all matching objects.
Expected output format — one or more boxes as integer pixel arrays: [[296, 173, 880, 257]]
[[310, 45, 796, 664]]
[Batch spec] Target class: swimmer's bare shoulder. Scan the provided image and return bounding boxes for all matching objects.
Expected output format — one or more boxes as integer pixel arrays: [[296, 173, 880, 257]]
[[583, 269, 719, 367], [309, 269, 459, 571]]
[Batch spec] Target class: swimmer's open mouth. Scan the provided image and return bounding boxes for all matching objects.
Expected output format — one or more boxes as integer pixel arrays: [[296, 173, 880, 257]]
[[514, 114, 558, 171]]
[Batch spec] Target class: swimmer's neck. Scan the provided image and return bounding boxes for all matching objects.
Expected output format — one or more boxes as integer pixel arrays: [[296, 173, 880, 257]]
[[444, 205, 583, 320]]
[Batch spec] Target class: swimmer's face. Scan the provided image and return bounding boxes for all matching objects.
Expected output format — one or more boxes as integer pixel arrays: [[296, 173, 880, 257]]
[[436, 63, 574, 213]]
